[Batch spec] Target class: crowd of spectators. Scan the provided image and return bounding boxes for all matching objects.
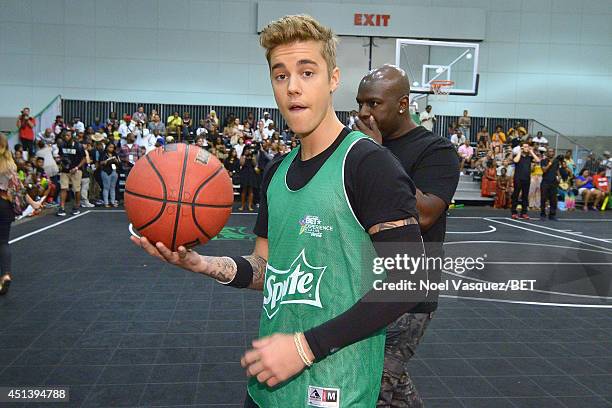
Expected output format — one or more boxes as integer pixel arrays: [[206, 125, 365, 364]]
[[443, 113, 611, 214], [13, 106, 300, 217]]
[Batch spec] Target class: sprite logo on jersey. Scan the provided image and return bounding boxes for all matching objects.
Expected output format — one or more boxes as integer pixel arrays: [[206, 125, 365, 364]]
[[263, 249, 327, 319]]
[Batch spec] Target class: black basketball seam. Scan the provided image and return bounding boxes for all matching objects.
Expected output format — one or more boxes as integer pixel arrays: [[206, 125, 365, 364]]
[[124, 189, 233, 208], [191, 165, 226, 241], [171, 145, 191, 250], [133, 154, 168, 231]]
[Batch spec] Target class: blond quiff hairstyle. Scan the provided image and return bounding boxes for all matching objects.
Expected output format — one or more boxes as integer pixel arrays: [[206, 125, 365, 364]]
[[260, 15, 338, 78]]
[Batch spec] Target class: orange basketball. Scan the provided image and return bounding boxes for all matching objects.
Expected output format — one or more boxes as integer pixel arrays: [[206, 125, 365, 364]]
[[125, 143, 233, 250]]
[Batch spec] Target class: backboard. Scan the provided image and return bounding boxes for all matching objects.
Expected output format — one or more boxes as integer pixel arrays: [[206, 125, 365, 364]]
[[395, 39, 480, 96]]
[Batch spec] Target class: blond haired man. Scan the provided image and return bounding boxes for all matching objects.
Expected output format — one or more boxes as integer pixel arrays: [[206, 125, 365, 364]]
[[133, 15, 424, 408]]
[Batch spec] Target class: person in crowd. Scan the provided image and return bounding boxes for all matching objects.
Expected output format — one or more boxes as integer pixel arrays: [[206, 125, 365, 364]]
[[79, 141, 96, 208], [205, 110, 219, 130], [497, 158, 514, 178], [53, 115, 66, 136], [558, 159, 575, 211], [261, 111, 273, 128], [449, 129, 466, 148], [37, 128, 55, 146], [56, 130, 86, 216], [457, 139, 473, 175], [582, 152, 600, 176], [16, 107, 36, 157], [593, 167, 609, 208], [196, 119, 209, 138], [245, 112, 256, 129], [166, 111, 183, 139], [72, 117, 85, 134], [107, 112, 119, 128], [148, 113, 166, 135], [347, 110, 359, 130], [491, 125, 506, 147], [238, 147, 257, 212], [494, 167, 512, 209], [0, 133, 43, 295], [263, 121, 276, 140], [91, 117, 105, 132], [100, 143, 120, 208], [253, 120, 266, 142], [215, 143, 228, 161], [563, 150, 575, 174], [476, 126, 490, 148], [528, 151, 543, 211], [224, 148, 241, 185], [118, 115, 135, 143], [136, 126, 157, 154], [417, 105, 434, 132], [209, 146, 219, 160], [235, 137, 246, 159], [492, 144, 504, 164], [575, 169, 602, 211], [457, 109, 471, 141], [194, 135, 208, 149], [182, 112, 193, 142], [280, 125, 293, 143], [481, 160, 497, 197], [511, 142, 540, 219], [132, 106, 147, 124], [119, 133, 140, 177], [601, 150, 611, 187], [539, 147, 560, 220], [35, 140, 59, 205], [242, 121, 254, 140]]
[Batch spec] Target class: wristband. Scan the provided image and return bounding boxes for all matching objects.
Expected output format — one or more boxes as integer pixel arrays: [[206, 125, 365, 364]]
[[216, 256, 253, 288]]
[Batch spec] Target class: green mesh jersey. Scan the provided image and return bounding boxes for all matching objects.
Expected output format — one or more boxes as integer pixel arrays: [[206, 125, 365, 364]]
[[248, 131, 385, 408]]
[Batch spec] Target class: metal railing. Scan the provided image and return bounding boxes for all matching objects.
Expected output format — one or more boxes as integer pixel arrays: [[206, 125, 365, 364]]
[[528, 119, 591, 170]]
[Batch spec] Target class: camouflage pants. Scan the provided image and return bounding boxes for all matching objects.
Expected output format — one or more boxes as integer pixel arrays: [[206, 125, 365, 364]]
[[377, 312, 433, 408]]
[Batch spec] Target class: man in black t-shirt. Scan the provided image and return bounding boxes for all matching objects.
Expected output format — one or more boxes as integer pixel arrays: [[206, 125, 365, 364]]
[[540, 147, 560, 220], [511, 142, 541, 219], [56, 130, 86, 216], [355, 65, 459, 407]]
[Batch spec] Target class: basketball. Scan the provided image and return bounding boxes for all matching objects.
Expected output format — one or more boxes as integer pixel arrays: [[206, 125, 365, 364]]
[[124, 143, 233, 250]]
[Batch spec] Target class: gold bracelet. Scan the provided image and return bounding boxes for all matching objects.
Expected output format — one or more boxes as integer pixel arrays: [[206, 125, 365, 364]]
[[294, 332, 313, 367]]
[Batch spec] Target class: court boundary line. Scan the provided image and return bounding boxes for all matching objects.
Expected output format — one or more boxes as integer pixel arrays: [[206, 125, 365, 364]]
[[9, 211, 92, 244], [508, 218, 612, 245], [439, 294, 612, 308], [484, 217, 612, 254]]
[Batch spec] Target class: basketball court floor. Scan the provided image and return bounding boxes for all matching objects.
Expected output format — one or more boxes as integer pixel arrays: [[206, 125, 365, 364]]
[[1, 207, 610, 408]]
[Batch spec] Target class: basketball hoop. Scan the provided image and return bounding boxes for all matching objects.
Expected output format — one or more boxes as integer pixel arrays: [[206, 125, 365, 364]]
[[429, 80, 454, 101]]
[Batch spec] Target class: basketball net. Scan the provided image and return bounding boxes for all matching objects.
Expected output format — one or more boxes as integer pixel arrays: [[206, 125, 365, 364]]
[[430, 80, 454, 101]]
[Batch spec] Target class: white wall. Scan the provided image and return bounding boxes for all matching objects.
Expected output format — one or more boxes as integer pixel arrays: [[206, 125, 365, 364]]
[[1, 0, 611, 137]]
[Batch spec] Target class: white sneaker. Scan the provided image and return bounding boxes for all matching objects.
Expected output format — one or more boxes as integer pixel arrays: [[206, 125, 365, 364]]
[[460, 172, 465, 176], [82, 201, 95, 208]]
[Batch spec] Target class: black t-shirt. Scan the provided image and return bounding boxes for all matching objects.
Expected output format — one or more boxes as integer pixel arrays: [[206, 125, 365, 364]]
[[515, 155, 533, 181], [253, 128, 417, 237], [541, 157, 559, 184], [383, 126, 459, 253], [57, 139, 85, 173], [383, 126, 459, 313]]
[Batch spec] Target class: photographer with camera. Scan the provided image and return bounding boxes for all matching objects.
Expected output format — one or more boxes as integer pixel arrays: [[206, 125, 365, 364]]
[[16, 107, 36, 158], [100, 143, 120, 207], [540, 148, 562, 221], [511, 142, 541, 219], [56, 130, 86, 216]]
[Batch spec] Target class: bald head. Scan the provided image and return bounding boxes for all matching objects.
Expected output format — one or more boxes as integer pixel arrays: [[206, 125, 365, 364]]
[[360, 64, 410, 99], [356, 64, 417, 141]]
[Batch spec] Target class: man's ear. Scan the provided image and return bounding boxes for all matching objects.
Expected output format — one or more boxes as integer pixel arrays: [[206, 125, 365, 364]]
[[399, 95, 409, 113], [330, 67, 340, 93]]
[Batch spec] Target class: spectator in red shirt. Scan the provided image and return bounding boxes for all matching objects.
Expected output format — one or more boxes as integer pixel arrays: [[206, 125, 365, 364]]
[[16, 107, 36, 158]]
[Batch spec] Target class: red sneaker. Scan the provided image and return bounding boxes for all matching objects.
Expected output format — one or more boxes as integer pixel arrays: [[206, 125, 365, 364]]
[[511, 214, 519, 220], [520, 214, 530, 220]]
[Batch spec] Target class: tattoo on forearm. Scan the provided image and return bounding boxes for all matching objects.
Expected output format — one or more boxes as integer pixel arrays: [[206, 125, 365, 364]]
[[368, 217, 418, 234], [202, 256, 237, 283], [244, 255, 267, 289]]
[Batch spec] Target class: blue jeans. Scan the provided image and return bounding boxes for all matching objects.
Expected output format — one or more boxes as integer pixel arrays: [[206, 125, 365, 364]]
[[101, 170, 118, 205]]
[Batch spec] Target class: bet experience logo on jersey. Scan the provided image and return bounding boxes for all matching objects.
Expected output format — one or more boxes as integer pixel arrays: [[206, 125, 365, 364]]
[[299, 215, 333, 238], [263, 249, 327, 319]]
